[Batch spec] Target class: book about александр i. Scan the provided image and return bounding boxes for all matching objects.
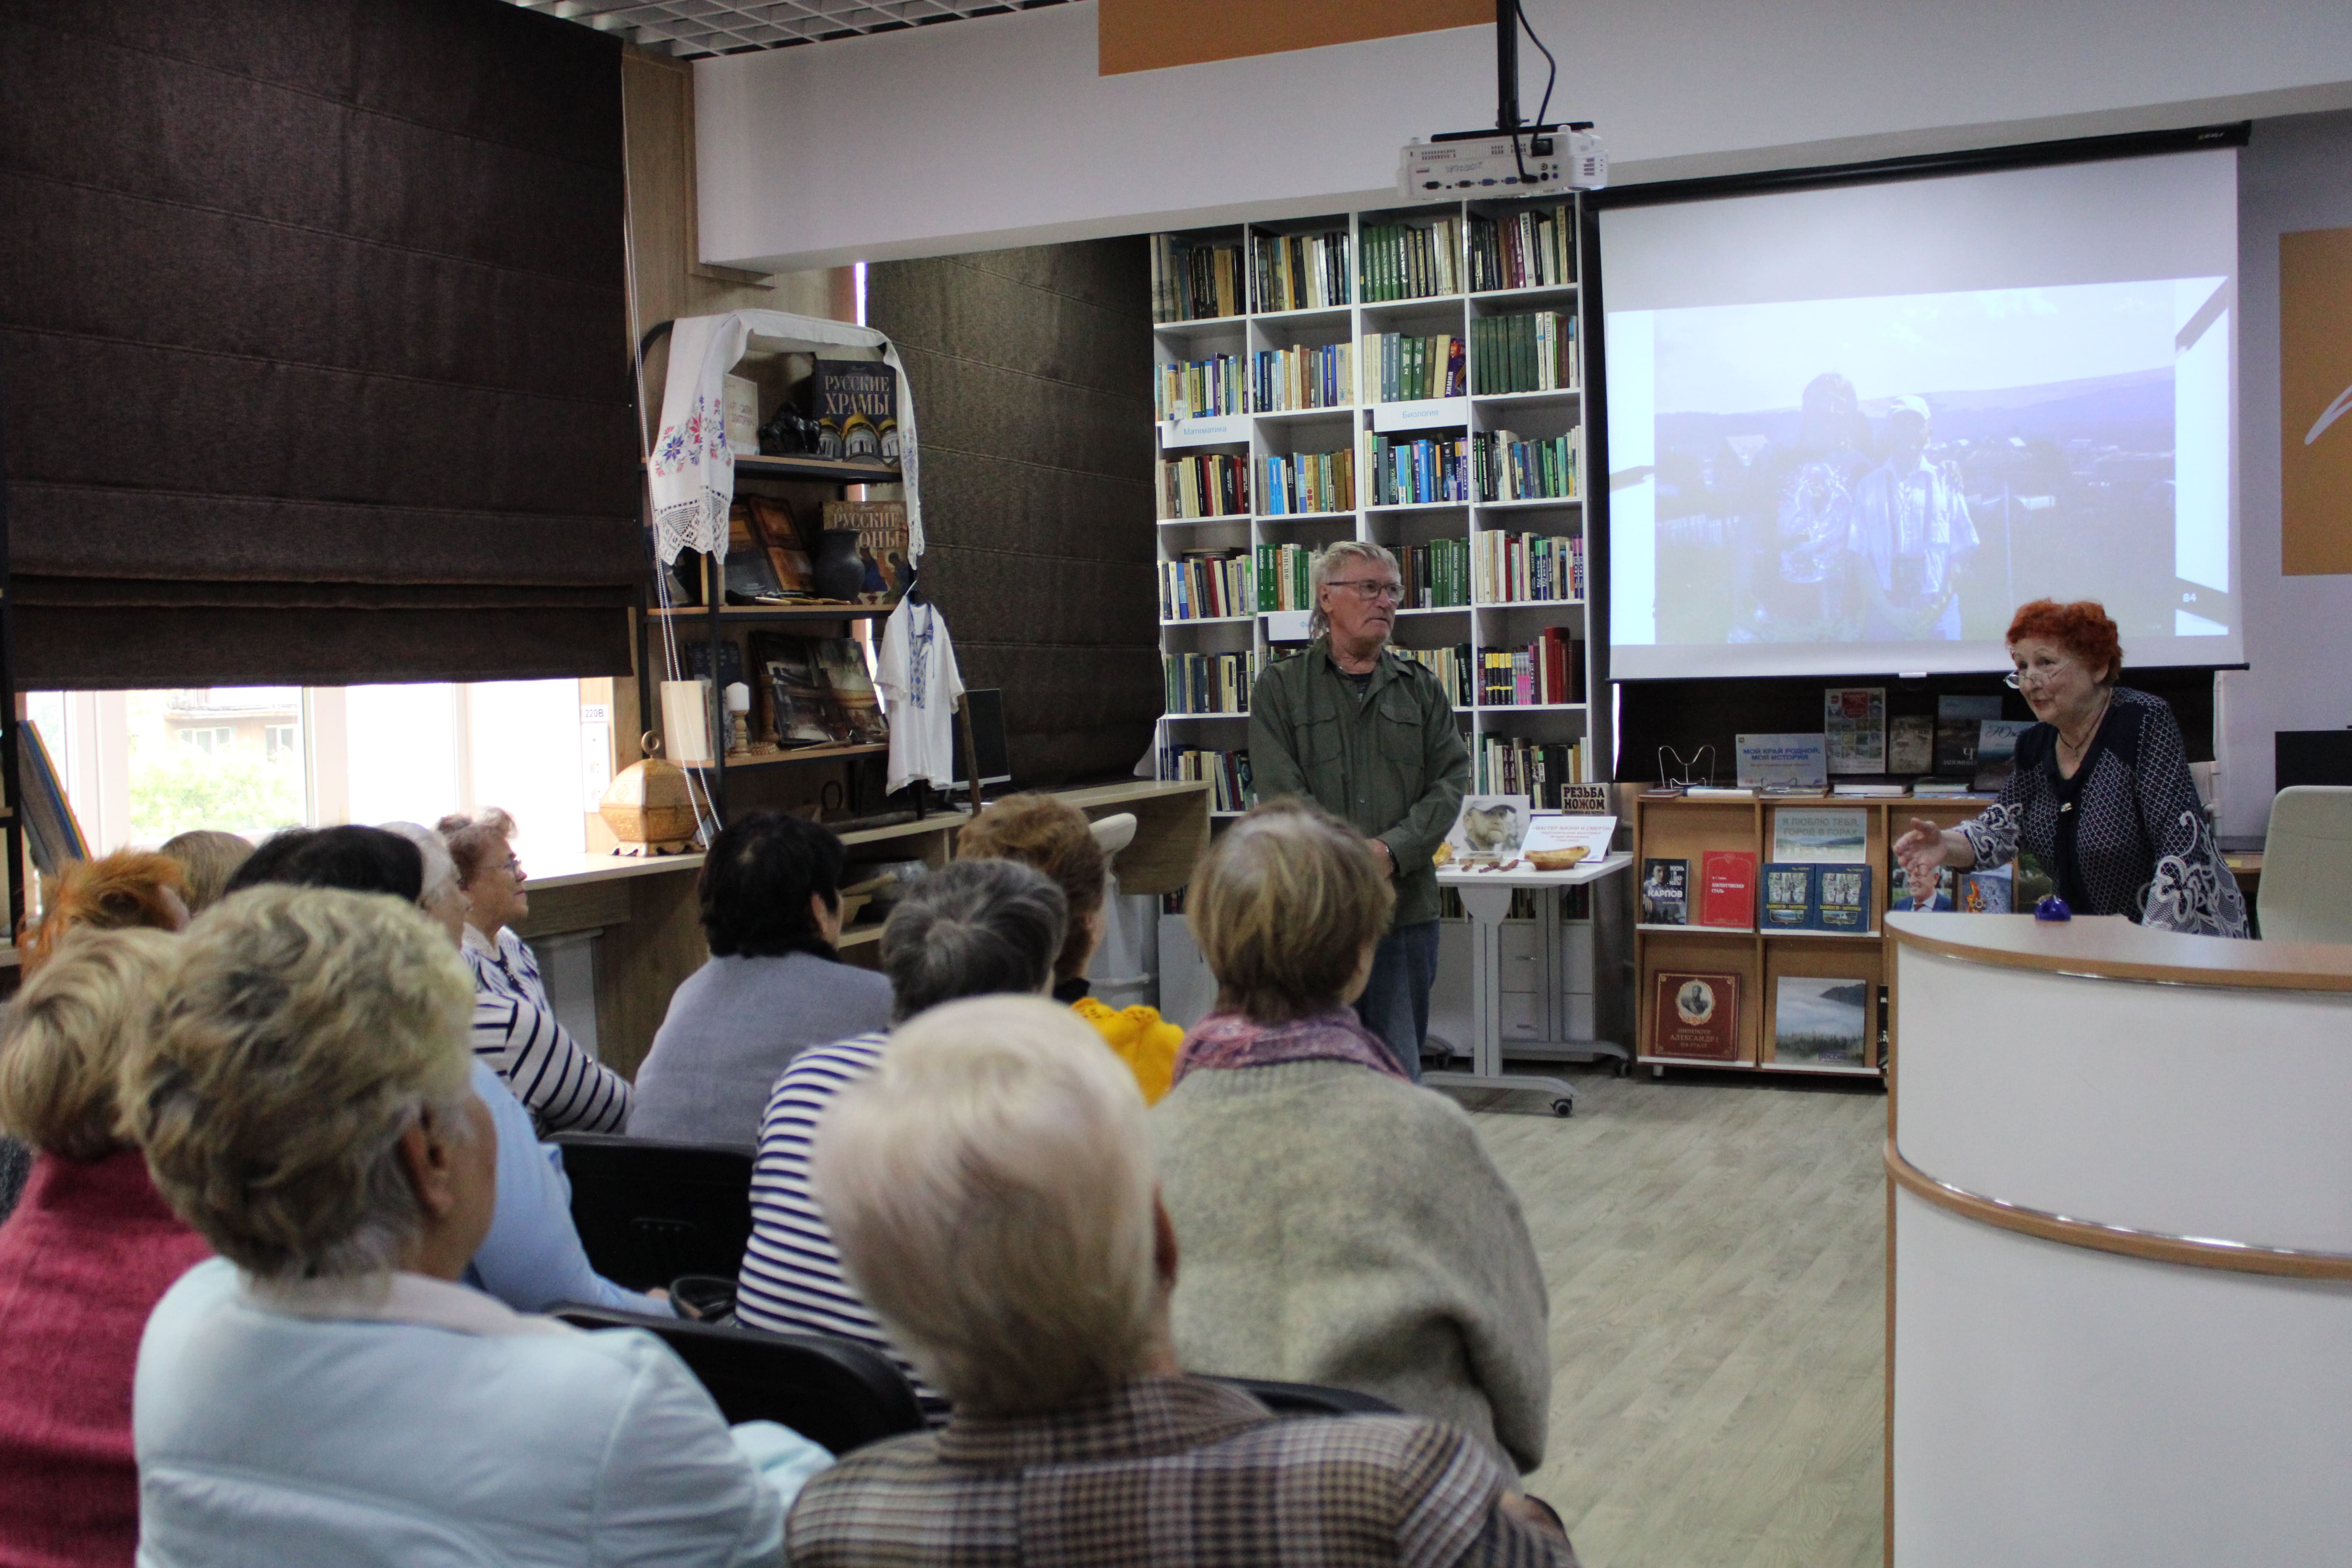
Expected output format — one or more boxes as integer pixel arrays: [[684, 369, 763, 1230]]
[[1651, 971, 1742, 1062]]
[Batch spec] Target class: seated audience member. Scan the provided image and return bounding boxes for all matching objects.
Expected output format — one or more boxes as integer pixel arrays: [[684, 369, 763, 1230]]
[[126, 886, 829, 1566], [21, 849, 191, 970], [735, 859, 1066, 1406], [158, 829, 254, 915], [1151, 800, 1552, 1476], [439, 808, 554, 1010], [633, 813, 892, 1145], [232, 824, 662, 1315], [957, 795, 1183, 1103], [0, 930, 213, 1568], [788, 995, 1577, 1568]]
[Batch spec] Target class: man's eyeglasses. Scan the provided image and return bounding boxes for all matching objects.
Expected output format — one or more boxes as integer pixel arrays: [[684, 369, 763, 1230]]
[[1327, 578, 1405, 604], [2004, 659, 2071, 690]]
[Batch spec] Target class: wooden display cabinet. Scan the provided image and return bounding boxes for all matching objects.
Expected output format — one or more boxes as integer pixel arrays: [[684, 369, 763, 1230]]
[[1632, 792, 2002, 1080]]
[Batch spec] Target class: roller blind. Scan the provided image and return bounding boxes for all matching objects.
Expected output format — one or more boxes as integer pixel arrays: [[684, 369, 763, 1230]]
[[0, 0, 642, 688]]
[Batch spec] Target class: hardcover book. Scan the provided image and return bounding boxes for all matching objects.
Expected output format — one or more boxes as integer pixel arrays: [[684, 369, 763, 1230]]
[[1640, 858, 1690, 925], [821, 500, 912, 604], [1771, 976, 1870, 1066], [802, 359, 899, 465], [750, 633, 888, 750], [1760, 863, 1817, 930], [1888, 714, 1936, 774], [1824, 687, 1886, 775], [1958, 864, 2014, 913], [723, 504, 792, 603], [1697, 849, 1758, 929], [744, 496, 815, 597], [1815, 866, 1871, 932], [1935, 695, 2004, 773], [1651, 971, 1743, 1062]]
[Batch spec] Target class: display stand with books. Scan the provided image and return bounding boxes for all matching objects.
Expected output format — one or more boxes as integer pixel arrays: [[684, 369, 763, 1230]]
[[1632, 791, 2000, 1077], [1149, 198, 1604, 829]]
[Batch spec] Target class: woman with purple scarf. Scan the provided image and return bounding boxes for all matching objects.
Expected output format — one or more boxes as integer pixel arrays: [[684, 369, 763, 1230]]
[[1149, 801, 1553, 1479]]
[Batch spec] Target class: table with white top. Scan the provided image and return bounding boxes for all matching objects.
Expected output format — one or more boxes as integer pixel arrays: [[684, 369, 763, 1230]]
[[1430, 852, 1634, 1116]]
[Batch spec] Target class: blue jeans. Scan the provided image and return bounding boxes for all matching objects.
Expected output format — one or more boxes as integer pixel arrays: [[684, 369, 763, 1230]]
[[1353, 920, 1439, 1082]]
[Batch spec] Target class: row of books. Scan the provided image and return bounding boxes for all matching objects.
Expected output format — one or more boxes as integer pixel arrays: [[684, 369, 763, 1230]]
[[1157, 550, 1250, 621], [1469, 311, 1577, 396], [1362, 332, 1466, 403], [1401, 644, 1474, 707], [1478, 628, 1583, 707], [1473, 430, 1579, 502], [1367, 433, 1473, 506], [1154, 352, 1245, 422], [1397, 536, 1471, 608], [1164, 747, 1254, 813], [1359, 217, 1463, 302], [1258, 448, 1356, 516], [1155, 454, 1251, 520], [1162, 649, 1263, 716], [1255, 341, 1352, 412], [1469, 530, 1583, 604], [1475, 736, 1593, 802], [1254, 543, 1318, 612], [1468, 206, 1575, 293], [1639, 853, 1871, 934], [1150, 235, 1243, 323], [1646, 971, 1875, 1069], [1252, 229, 1350, 314]]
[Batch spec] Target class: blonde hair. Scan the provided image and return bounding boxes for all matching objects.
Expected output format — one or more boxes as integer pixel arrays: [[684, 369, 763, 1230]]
[[25, 850, 187, 972], [814, 996, 1159, 1415], [123, 885, 477, 1281], [0, 927, 178, 1160], [1188, 799, 1394, 1023], [956, 793, 1107, 984], [160, 831, 254, 915]]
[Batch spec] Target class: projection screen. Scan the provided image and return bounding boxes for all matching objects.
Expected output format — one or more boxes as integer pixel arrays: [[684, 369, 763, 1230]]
[[1601, 147, 2239, 680]]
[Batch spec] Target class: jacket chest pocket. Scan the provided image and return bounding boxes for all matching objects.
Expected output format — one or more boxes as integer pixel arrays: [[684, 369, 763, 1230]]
[[1292, 711, 1345, 780], [1375, 689, 1426, 795]]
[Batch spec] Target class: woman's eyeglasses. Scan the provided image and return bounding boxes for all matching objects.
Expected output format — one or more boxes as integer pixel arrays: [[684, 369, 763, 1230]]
[[2004, 659, 2071, 690]]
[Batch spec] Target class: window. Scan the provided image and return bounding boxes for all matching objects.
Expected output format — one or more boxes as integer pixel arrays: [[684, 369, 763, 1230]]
[[27, 681, 599, 862]]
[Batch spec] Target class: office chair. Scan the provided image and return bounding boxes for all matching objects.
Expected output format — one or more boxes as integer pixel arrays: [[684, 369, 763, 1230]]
[[2259, 786, 2352, 944], [550, 1133, 755, 1291], [555, 1306, 925, 1456]]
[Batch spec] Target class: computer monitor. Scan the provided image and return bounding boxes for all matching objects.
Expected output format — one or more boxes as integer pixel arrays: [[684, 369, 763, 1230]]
[[2276, 730, 2352, 791], [950, 688, 1012, 789]]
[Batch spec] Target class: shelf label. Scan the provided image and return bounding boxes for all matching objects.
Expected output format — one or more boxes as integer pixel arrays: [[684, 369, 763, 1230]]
[[1162, 415, 1248, 447], [1262, 609, 1313, 642], [1373, 397, 1470, 434]]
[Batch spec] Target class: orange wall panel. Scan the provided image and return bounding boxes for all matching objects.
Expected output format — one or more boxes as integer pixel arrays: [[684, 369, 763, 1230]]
[[2281, 226, 2352, 577], [1099, 0, 1490, 76]]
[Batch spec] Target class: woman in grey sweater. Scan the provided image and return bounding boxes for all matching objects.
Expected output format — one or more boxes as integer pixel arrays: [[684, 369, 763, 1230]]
[[1149, 800, 1552, 1477], [632, 813, 892, 1146]]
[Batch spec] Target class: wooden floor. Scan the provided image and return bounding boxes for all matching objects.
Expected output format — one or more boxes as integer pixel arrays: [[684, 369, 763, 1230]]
[[1456, 1066, 1887, 1568]]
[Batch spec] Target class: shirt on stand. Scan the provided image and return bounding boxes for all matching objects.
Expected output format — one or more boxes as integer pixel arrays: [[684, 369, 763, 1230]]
[[876, 597, 965, 796]]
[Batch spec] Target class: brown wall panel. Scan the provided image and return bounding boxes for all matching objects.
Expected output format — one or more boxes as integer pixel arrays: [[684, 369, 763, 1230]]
[[1100, 0, 1489, 76], [2281, 226, 2352, 576]]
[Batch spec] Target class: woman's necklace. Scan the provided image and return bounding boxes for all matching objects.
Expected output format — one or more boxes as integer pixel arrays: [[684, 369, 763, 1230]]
[[2056, 690, 2112, 767]]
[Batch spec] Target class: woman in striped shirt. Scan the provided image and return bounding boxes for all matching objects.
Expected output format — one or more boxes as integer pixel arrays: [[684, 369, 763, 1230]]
[[733, 859, 1068, 1413]]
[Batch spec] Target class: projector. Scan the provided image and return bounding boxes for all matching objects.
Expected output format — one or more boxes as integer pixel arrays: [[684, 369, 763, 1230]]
[[1398, 128, 1607, 202]]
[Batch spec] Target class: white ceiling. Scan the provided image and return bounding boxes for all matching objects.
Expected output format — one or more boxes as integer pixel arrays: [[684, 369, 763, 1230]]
[[504, 0, 1075, 58]]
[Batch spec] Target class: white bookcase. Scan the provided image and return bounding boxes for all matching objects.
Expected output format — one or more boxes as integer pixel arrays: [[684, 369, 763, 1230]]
[[1147, 196, 1608, 821]]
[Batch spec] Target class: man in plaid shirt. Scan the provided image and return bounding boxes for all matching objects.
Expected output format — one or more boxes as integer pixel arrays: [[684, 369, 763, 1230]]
[[787, 996, 1576, 1568]]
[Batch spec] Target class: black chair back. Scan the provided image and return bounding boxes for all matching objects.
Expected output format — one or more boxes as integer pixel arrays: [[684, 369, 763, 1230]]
[[556, 1306, 926, 1456], [1211, 1376, 1401, 1419], [551, 1133, 755, 1291]]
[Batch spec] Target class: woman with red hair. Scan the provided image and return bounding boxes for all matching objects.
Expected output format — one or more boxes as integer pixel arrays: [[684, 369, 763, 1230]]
[[1895, 599, 2246, 936]]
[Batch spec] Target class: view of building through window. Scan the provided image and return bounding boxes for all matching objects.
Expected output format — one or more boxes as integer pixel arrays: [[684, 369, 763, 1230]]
[[26, 681, 599, 864]]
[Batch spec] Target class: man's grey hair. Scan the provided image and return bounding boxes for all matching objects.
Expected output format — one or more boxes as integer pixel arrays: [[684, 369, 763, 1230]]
[[1308, 539, 1402, 640], [880, 858, 1068, 1023]]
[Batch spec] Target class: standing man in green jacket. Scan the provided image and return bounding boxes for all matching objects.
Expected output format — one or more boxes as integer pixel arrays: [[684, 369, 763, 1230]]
[[1247, 541, 1469, 1080]]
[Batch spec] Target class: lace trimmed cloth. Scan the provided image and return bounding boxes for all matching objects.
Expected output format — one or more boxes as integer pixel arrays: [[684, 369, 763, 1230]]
[[646, 310, 924, 566], [1955, 687, 2247, 938]]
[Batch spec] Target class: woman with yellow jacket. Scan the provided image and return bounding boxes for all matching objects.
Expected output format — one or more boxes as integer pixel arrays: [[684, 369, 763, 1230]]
[[956, 795, 1182, 1103]]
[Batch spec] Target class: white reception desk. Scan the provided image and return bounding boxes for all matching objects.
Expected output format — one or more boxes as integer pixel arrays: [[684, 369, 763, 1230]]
[[1886, 913, 2352, 1566]]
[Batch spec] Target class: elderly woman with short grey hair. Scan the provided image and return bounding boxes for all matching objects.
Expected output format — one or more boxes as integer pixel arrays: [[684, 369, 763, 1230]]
[[127, 885, 831, 1567], [734, 857, 1069, 1410]]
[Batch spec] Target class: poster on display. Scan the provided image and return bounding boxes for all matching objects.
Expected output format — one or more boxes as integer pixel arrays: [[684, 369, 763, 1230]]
[[1769, 806, 1869, 863], [1442, 795, 1531, 862], [1735, 733, 1828, 790], [1520, 813, 1618, 864]]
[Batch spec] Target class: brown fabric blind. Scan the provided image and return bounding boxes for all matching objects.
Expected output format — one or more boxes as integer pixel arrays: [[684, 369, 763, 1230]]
[[0, 0, 642, 688]]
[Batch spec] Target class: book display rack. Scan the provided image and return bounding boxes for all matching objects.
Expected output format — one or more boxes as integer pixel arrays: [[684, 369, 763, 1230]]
[[1631, 793, 2000, 1078], [1148, 199, 1605, 822]]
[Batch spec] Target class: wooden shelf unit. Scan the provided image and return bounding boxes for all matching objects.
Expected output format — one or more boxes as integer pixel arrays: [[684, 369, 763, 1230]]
[[1147, 198, 1604, 824], [1631, 793, 1999, 1077]]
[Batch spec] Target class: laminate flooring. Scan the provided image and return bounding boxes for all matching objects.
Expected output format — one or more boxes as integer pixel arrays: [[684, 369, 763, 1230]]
[[1455, 1067, 1887, 1568]]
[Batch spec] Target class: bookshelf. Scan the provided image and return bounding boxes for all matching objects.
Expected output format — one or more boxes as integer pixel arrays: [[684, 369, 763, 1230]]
[[1630, 793, 2000, 1078], [1147, 199, 1604, 820]]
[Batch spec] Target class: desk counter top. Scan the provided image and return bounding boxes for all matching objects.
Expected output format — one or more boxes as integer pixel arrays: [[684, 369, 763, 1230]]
[[1886, 910, 2352, 993]]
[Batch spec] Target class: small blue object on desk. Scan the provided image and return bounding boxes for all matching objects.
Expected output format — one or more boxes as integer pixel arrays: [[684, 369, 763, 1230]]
[[2034, 894, 2072, 922]]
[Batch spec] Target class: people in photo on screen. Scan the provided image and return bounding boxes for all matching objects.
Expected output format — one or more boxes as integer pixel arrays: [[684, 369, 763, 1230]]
[[1848, 395, 1979, 640], [1731, 371, 1873, 642]]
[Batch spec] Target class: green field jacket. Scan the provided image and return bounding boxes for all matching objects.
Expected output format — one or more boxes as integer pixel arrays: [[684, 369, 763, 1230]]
[[1247, 639, 1470, 929]]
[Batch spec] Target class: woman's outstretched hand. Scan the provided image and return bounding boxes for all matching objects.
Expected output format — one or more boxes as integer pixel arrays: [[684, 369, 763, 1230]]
[[1893, 818, 1951, 902]]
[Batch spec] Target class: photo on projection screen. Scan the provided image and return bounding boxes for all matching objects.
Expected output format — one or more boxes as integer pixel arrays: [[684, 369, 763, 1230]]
[[1601, 148, 2239, 680]]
